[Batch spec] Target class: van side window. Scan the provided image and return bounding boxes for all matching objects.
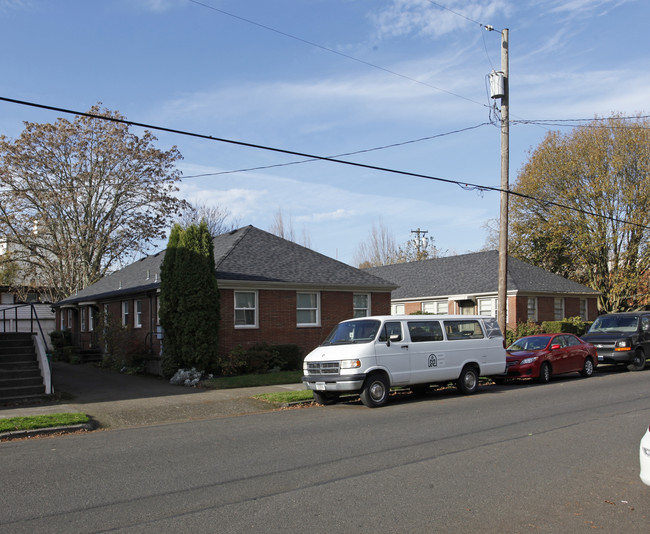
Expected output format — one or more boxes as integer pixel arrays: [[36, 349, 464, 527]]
[[378, 321, 403, 342], [407, 321, 444, 342], [444, 320, 485, 340]]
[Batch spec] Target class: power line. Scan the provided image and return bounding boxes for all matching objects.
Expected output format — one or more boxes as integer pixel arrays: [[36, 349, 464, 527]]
[[182, 122, 493, 179], [187, 0, 487, 108], [0, 95, 649, 231]]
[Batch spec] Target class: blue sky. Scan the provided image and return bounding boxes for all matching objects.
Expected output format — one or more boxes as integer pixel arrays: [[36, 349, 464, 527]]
[[1, 0, 648, 265]]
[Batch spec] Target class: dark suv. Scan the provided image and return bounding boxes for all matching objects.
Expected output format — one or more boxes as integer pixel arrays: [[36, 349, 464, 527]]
[[581, 312, 650, 371]]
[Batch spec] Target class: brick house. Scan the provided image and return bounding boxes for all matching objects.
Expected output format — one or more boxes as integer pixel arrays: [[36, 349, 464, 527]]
[[365, 250, 600, 329], [53, 226, 397, 373]]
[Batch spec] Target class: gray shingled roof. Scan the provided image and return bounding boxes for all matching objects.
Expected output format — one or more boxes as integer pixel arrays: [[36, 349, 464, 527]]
[[365, 250, 599, 300], [57, 226, 396, 305]]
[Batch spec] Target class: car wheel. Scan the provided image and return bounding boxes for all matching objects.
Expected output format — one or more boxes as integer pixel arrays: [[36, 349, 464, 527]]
[[360, 373, 389, 408], [627, 350, 646, 372], [580, 357, 595, 377], [537, 362, 551, 384], [457, 365, 479, 395], [312, 391, 339, 405]]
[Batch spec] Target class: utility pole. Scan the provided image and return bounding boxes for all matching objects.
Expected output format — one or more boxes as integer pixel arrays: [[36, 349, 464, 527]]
[[497, 28, 509, 334], [410, 228, 428, 260]]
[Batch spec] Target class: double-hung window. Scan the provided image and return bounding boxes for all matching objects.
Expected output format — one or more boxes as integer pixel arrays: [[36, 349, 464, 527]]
[[122, 301, 129, 327], [297, 292, 320, 326], [135, 300, 143, 328], [235, 291, 257, 328], [81, 307, 87, 332], [88, 307, 94, 332], [422, 300, 449, 315], [353, 294, 370, 317], [527, 297, 537, 322], [554, 298, 564, 321]]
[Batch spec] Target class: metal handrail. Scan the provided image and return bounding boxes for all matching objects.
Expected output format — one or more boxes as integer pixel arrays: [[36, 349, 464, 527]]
[[0, 303, 53, 393]]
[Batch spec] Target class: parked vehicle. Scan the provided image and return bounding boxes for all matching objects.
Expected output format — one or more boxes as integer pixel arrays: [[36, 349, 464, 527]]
[[581, 312, 650, 371], [302, 315, 506, 408], [505, 334, 597, 383], [641, 425, 650, 486]]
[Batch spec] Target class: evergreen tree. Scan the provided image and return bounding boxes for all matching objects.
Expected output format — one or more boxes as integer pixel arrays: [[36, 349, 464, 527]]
[[159, 224, 183, 372], [159, 222, 220, 373]]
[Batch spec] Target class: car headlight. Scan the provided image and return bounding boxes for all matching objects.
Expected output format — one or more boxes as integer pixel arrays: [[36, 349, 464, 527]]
[[615, 339, 631, 351], [340, 359, 361, 369], [520, 356, 538, 365]]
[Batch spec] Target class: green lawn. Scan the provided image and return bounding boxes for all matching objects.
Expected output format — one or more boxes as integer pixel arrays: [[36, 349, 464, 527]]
[[253, 390, 315, 405], [0, 413, 89, 434]]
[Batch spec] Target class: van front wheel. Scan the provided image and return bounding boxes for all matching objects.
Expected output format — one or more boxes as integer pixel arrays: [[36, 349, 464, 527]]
[[457, 365, 479, 395], [313, 392, 339, 405], [360, 374, 389, 408]]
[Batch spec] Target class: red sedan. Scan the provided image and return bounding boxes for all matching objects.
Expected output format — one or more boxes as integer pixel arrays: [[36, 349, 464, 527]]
[[505, 333, 598, 383]]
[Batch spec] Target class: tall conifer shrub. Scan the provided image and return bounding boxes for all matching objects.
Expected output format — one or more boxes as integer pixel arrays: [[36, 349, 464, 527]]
[[159, 222, 220, 372]]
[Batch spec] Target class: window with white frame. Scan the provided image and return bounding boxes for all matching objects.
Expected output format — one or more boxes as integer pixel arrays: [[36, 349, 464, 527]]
[[478, 298, 497, 317], [121, 301, 129, 327], [67, 309, 73, 330], [527, 297, 537, 322], [135, 300, 143, 328], [88, 307, 94, 332], [234, 291, 257, 327], [81, 307, 87, 332], [554, 297, 564, 321], [392, 303, 405, 315], [422, 300, 449, 315], [580, 299, 587, 321], [297, 292, 319, 326], [353, 294, 370, 317]]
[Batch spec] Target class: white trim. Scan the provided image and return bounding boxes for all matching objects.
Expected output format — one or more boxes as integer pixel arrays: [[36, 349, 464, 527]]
[[234, 290, 258, 328], [297, 291, 320, 327]]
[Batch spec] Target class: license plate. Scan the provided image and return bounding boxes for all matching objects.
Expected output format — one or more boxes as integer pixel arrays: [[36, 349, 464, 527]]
[[315, 382, 326, 391], [598, 355, 604, 361]]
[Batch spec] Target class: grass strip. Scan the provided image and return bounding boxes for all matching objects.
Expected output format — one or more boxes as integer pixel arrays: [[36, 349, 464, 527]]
[[0, 413, 89, 433], [253, 390, 315, 405]]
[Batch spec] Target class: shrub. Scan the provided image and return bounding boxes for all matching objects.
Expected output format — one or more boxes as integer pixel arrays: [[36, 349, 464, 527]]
[[217, 343, 304, 376], [505, 321, 542, 346], [273, 344, 304, 371], [49, 330, 75, 362]]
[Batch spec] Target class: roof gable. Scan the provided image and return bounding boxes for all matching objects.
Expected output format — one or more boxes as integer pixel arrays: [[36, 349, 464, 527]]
[[56, 226, 396, 305], [366, 250, 599, 299]]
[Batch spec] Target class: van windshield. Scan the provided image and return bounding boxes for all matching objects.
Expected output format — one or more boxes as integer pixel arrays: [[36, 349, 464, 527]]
[[588, 315, 639, 333], [322, 320, 381, 345]]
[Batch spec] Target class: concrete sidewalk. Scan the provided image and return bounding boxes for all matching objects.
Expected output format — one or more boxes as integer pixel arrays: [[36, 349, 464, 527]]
[[0, 361, 307, 431]]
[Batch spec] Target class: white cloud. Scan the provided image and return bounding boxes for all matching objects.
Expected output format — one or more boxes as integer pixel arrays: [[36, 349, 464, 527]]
[[372, 0, 510, 39], [542, 0, 636, 17]]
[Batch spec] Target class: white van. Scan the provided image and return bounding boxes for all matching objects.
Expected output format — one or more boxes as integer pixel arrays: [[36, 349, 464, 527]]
[[303, 315, 506, 407]]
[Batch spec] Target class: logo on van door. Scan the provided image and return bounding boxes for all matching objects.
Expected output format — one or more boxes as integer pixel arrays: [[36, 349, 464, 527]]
[[428, 354, 438, 367]]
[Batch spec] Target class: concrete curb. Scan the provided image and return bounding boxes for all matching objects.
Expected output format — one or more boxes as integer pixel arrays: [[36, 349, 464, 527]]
[[0, 420, 98, 441]]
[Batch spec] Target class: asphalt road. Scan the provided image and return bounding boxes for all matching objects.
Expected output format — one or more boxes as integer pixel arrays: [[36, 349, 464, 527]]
[[2, 366, 650, 533]]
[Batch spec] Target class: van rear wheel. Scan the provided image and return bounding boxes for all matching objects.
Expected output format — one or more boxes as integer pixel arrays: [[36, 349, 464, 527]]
[[457, 365, 479, 395], [360, 373, 389, 408]]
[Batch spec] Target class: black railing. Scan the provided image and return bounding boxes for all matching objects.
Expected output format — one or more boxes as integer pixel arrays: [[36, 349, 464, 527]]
[[0, 303, 52, 392], [0, 303, 49, 347]]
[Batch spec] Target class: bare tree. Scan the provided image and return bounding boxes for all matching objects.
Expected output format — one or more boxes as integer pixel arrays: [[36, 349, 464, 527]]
[[0, 105, 185, 301], [268, 208, 311, 247], [354, 221, 442, 268], [177, 201, 238, 237]]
